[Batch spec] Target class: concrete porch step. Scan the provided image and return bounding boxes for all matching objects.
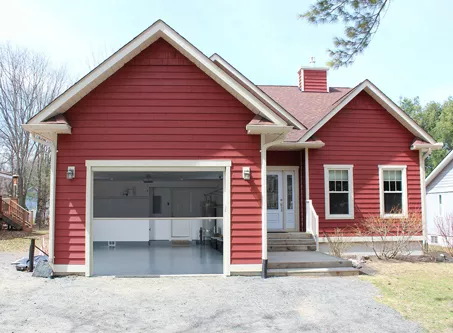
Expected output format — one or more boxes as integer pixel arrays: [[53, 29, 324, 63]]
[[268, 267, 359, 277], [268, 245, 317, 252], [268, 239, 316, 246], [268, 232, 313, 240]]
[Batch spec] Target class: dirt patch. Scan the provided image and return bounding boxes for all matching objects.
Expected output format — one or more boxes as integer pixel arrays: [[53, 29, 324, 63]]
[[0, 230, 48, 252]]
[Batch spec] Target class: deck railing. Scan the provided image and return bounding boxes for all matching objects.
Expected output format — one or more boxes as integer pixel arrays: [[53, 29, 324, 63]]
[[1, 197, 32, 230], [306, 200, 319, 250]]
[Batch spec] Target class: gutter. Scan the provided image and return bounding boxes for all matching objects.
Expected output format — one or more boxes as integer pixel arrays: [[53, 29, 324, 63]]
[[260, 132, 287, 279], [31, 133, 57, 268]]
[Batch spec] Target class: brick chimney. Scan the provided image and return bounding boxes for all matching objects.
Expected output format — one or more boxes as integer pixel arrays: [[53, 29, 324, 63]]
[[298, 57, 329, 92]]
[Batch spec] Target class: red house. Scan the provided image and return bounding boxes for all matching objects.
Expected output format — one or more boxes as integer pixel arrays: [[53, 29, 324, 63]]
[[23, 21, 441, 277]]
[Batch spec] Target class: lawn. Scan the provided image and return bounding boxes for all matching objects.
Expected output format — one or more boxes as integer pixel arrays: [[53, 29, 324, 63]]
[[0, 229, 48, 252], [362, 260, 453, 332]]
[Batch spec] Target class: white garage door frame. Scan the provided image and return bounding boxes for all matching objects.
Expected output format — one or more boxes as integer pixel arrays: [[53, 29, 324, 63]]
[[84, 160, 232, 277]]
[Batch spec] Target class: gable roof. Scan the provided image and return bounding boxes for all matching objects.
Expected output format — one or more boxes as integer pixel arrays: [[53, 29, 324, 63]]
[[426, 150, 453, 186], [260, 80, 438, 145], [25, 20, 287, 129]]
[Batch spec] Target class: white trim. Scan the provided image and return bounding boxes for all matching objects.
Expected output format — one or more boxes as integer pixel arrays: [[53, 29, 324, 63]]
[[53, 264, 86, 273], [268, 141, 325, 150], [378, 165, 408, 218], [426, 150, 453, 186], [261, 135, 268, 262], [27, 20, 286, 127], [224, 165, 231, 276], [86, 160, 232, 168], [229, 264, 261, 272], [210, 53, 306, 130], [305, 149, 310, 200], [324, 165, 354, 220], [318, 235, 424, 243], [298, 80, 437, 145], [419, 151, 428, 244], [22, 123, 71, 134], [246, 124, 293, 135], [411, 142, 443, 151], [85, 160, 231, 277]]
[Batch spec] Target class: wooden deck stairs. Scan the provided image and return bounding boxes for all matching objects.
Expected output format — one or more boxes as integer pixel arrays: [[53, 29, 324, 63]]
[[0, 198, 33, 232], [267, 232, 359, 277]]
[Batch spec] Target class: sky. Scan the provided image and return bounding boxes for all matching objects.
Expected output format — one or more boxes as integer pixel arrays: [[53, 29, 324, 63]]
[[0, 0, 452, 105]]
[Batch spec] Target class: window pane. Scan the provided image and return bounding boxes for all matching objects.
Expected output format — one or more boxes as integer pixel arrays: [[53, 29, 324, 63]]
[[335, 181, 342, 191], [329, 170, 335, 181], [342, 170, 348, 181], [287, 175, 293, 210], [396, 181, 402, 191], [384, 181, 390, 191], [342, 181, 348, 192], [384, 193, 402, 214], [389, 181, 396, 191], [329, 181, 335, 191], [152, 196, 162, 215], [395, 170, 402, 180], [384, 170, 391, 181], [329, 193, 349, 215], [267, 175, 278, 209]]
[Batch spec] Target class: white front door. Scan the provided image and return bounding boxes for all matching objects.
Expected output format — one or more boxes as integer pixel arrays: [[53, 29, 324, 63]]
[[267, 169, 298, 231]]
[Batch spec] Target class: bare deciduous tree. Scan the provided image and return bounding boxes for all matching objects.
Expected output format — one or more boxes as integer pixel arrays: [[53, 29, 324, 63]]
[[0, 43, 68, 226]]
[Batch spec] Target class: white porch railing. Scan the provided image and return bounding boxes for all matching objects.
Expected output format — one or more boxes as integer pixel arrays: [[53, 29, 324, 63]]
[[306, 200, 319, 250]]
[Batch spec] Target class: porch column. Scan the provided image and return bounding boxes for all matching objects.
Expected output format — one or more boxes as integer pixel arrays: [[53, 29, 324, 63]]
[[261, 134, 268, 278]]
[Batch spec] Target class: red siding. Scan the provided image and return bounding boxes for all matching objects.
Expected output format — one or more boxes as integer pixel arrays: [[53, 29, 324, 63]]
[[55, 38, 261, 265], [309, 91, 421, 235], [302, 70, 327, 92]]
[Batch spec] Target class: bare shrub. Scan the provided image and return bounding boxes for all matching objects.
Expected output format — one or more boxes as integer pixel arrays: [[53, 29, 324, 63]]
[[324, 228, 352, 258], [356, 211, 422, 260], [435, 214, 453, 256]]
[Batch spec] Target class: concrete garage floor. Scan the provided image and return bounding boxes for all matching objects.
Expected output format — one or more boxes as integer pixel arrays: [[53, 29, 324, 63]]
[[93, 241, 223, 276], [0, 252, 421, 333]]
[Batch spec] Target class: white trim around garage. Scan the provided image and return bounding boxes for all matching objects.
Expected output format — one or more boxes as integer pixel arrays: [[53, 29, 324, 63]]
[[84, 159, 232, 277]]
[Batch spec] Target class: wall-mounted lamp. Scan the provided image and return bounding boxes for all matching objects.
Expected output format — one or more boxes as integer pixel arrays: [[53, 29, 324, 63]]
[[66, 166, 75, 180], [242, 167, 251, 180]]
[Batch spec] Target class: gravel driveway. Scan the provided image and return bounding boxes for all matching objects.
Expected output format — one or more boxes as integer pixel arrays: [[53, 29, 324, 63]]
[[0, 252, 420, 333]]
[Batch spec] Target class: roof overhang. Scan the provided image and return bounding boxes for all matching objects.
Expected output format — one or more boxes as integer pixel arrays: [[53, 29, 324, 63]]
[[269, 140, 325, 151], [410, 142, 443, 151], [22, 123, 72, 135], [426, 150, 453, 186], [25, 20, 288, 130], [298, 80, 439, 145], [246, 124, 293, 135]]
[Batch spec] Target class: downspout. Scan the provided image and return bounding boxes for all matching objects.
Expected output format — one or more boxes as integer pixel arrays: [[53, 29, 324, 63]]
[[261, 132, 287, 279], [420, 148, 432, 250], [32, 133, 57, 268]]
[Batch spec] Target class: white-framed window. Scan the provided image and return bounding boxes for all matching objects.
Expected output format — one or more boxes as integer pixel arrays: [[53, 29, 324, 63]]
[[431, 235, 438, 244], [439, 194, 443, 216], [324, 165, 354, 219], [378, 165, 408, 218]]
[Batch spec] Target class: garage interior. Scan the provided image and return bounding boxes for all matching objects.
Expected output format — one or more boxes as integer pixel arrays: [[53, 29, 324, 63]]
[[92, 171, 224, 276]]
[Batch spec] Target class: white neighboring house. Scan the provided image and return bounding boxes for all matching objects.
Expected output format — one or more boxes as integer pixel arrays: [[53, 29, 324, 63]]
[[426, 150, 453, 247]]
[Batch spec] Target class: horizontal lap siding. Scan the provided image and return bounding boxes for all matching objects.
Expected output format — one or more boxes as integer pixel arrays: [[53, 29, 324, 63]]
[[309, 92, 421, 235], [303, 70, 327, 92], [55, 38, 261, 265]]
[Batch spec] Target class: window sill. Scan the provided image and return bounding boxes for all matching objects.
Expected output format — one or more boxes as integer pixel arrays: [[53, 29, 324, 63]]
[[381, 213, 407, 219], [325, 214, 354, 220]]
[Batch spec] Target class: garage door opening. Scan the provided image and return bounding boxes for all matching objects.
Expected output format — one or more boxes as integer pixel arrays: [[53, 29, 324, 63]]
[[91, 171, 224, 276]]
